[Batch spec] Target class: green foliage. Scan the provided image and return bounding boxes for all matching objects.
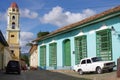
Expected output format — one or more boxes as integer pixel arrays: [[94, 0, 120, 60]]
[[37, 31, 49, 38], [20, 54, 29, 66], [26, 43, 33, 46]]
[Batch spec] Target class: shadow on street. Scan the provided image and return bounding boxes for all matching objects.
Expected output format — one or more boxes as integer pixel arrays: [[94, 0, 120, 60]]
[[0, 70, 91, 80]]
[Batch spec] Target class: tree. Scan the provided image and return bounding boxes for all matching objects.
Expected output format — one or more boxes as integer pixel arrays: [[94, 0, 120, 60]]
[[37, 31, 49, 38], [20, 54, 29, 66], [26, 42, 33, 46]]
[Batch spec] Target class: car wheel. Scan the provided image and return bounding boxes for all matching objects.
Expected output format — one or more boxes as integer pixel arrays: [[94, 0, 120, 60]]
[[96, 67, 102, 74], [78, 69, 83, 75]]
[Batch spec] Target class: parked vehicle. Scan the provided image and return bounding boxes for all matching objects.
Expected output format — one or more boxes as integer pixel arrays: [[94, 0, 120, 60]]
[[6, 60, 21, 74], [72, 57, 116, 75]]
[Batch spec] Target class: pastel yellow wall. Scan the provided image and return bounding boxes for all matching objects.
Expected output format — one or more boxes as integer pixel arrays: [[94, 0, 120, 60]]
[[8, 32, 19, 44], [7, 31, 20, 60], [13, 48, 20, 59], [4, 47, 12, 67]]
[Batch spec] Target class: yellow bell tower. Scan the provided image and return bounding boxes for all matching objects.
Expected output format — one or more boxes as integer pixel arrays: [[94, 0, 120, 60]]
[[6, 2, 20, 60]]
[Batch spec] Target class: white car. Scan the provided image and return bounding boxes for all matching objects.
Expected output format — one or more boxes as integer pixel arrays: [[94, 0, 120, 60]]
[[72, 57, 116, 75]]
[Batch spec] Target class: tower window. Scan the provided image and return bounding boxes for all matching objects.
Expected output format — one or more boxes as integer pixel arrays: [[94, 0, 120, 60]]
[[12, 22, 15, 29], [13, 9, 15, 11], [11, 50, 14, 53], [12, 16, 15, 20], [11, 35, 14, 37]]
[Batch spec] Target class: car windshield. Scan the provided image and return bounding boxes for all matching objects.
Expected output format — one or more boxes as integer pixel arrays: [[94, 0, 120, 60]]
[[8, 61, 19, 67], [91, 57, 102, 62]]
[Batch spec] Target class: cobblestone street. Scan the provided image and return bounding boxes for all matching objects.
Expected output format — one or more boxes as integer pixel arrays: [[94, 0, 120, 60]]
[[0, 70, 89, 80], [0, 70, 120, 80]]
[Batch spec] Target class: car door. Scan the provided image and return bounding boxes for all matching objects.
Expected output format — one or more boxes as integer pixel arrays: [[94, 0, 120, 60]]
[[80, 60, 87, 72], [86, 59, 93, 71]]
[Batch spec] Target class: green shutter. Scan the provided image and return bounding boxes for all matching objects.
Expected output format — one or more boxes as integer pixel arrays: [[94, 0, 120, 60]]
[[75, 35, 87, 64], [49, 43, 57, 67], [40, 45, 46, 66], [63, 39, 71, 66], [96, 29, 112, 60]]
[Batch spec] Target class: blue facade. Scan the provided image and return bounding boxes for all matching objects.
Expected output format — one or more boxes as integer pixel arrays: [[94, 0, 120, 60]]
[[36, 6, 120, 70]]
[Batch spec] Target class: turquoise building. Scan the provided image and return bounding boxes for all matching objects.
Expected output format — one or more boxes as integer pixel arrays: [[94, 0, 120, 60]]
[[34, 6, 120, 70]]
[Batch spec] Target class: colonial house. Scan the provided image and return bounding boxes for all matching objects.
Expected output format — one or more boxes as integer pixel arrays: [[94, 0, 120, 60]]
[[33, 6, 120, 70], [29, 44, 38, 69], [0, 30, 11, 70]]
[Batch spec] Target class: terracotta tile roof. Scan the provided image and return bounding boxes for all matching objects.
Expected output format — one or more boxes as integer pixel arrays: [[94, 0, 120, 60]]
[[33, 5, 120, 42], [10, 2, 18, 8]]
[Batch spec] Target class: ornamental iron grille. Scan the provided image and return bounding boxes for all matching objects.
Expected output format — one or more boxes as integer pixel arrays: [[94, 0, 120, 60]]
[[75, 35, 87, 64], [49, 43, 57, 67], [96, 29, 112, 60]]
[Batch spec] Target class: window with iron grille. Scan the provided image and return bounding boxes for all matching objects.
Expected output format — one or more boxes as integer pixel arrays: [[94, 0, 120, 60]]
[[75, 35, 87, 64], [49, 43, 57, 67], [96, 29, 112, 60]]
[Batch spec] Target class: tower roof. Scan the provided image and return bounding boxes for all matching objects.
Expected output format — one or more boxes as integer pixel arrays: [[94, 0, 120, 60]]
[[10, 2, 18, 8]]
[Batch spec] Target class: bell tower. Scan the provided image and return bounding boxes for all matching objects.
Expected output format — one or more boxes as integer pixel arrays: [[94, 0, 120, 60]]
[[6, 2, 20, 60]]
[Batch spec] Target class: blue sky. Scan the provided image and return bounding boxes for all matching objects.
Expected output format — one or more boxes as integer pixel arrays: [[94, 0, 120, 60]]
[[0, 0, 120, 53]]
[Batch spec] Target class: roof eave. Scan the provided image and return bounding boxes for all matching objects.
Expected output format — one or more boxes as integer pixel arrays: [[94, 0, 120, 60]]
[[33, 5, 120, 42]]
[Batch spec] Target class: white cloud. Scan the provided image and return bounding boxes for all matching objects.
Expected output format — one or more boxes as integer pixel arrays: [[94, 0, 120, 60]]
[[20, 8, 38, 19], [41, 6, 96, 27], [40, 6, 67, 27], [0, 12, 7, 21], [20, 32, 34, 53]]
